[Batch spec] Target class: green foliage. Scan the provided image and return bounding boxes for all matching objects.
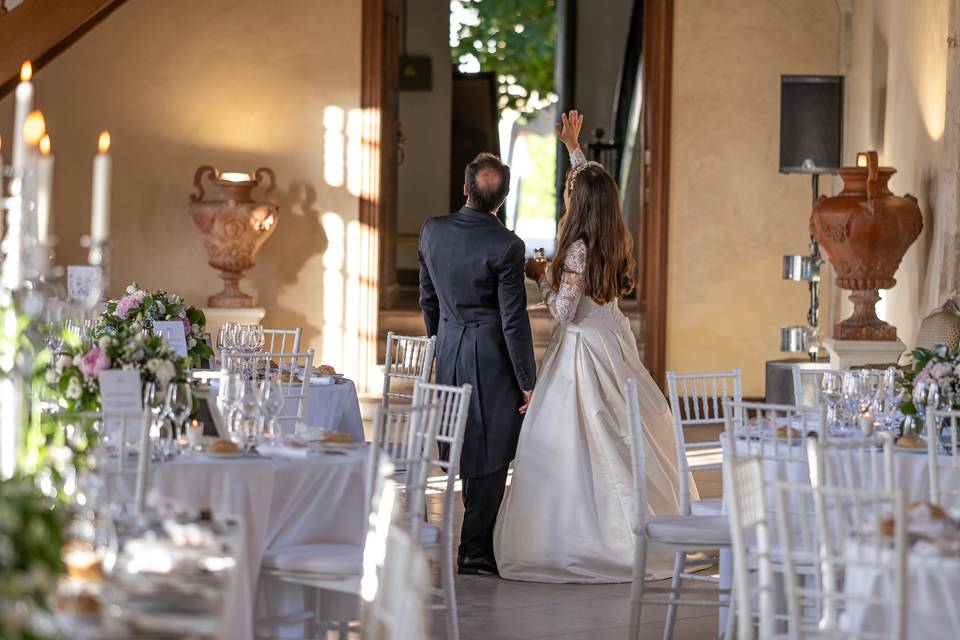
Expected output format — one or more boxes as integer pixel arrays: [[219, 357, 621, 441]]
[[451, 0, 557, 115]]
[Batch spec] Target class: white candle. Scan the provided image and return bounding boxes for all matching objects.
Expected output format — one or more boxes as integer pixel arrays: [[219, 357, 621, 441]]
[[36, 134, 53, 245], [90, 131, 111, 246], [11, 61, 32, 171], [1, 110, 45, 290]]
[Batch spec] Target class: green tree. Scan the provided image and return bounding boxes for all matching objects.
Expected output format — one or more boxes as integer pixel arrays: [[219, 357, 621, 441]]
[[451, 0, 557, 116]]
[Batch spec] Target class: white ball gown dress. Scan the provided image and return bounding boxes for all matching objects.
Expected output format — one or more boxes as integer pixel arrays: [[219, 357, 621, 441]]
[[493, 228, 692, 584]]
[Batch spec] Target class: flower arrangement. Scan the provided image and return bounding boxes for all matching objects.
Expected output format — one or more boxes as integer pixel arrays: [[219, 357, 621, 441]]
[[94, 283, 212, 369], [899, 343, 960, 417], [42, 325, 189, 414], [0, 476, 69, 640]]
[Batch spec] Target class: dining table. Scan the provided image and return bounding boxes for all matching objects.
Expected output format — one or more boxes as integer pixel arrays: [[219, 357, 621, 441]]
[[144, 447, 368, 640]]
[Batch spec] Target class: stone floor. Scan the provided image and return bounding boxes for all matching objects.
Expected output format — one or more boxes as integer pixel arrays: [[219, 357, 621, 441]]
[[420, 467, 724, 640]]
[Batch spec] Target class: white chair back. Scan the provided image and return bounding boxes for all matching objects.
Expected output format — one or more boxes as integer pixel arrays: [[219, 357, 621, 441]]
[[361, 462, 431, 640], [723, 455, 777, 640], [625, 378, 648, 535], [367, 402, 440, 542], [382, 332, 435, 407], [666, 369, 742, 513], [807, 432, 895, 493], [926, 407, 960, 508], [778, 481, 907, 640], [224, 349, 315, 434], [262, 327, 302, 354]]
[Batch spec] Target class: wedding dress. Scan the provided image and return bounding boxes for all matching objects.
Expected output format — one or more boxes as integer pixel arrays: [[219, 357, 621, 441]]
[[493, 158, 691, 583]]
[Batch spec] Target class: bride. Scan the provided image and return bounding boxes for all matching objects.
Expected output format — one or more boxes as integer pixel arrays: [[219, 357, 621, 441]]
[[493, 110, 690, 583]]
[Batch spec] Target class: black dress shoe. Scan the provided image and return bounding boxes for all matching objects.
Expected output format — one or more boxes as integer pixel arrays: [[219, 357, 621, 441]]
[[458, 555, 499, 576]]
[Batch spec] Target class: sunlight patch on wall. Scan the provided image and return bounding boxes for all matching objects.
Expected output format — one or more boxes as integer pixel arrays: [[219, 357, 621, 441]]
[[321, 211, 345, 366], [324, 106, 346, 188], [346, 108, 363, 197]]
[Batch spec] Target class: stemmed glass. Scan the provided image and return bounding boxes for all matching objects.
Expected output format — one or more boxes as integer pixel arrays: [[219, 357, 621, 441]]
[[911, 380, 940, 437], [218, 371, 244, 439], [143, 381, 169, 460], [166, 382, 193, 453], [259, 372, 286, 444], [840, 371, 863, 429], [821, 372, 843, 433], [237, 380, 263, 452]]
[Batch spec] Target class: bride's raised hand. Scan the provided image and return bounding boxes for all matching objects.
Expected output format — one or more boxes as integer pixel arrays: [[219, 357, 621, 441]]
[[554, 109, 583, 153]]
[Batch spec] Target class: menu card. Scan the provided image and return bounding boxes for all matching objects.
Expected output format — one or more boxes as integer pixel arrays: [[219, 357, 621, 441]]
[[153, 320, 189, 357], [98, 369, 144, 439], [67, 266, 103, 304]]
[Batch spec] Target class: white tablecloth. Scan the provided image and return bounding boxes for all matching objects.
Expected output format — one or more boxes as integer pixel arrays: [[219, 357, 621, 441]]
[[147, 450, 367, 640], [294, 379, 365, 442], [842, 543, 960, 636]]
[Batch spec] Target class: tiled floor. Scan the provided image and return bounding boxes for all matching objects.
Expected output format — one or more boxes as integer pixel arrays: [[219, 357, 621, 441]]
[[421, 467, 725, 640]]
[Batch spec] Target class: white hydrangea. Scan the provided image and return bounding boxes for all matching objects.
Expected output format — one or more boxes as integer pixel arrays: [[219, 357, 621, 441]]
[[191, 324, 200, 334], [65, 377, 83, 400], [146, 358, 176, 387], [188, 337, 197, 349], [126, 284, 138, 294]]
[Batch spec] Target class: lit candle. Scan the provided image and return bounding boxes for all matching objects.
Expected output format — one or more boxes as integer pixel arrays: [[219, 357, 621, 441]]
[[90, 131, 111, 246], [36, 134, 54, 245], [856, 152, 868, 168], [11, 61, 32, 171]]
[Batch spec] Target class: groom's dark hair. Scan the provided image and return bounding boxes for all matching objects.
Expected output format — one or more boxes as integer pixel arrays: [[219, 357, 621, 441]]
[[465, 153, 510, 213]]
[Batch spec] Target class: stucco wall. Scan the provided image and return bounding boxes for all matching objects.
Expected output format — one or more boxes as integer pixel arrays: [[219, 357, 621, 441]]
[[667, 0, 840, 396], [1, 0, 364, 375], [839, 0, 956, 348]]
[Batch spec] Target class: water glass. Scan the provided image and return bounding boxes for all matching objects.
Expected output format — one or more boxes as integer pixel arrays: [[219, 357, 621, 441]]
[[143, 381, 170, 460]]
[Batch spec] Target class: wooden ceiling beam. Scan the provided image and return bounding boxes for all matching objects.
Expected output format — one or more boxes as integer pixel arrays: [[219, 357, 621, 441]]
[[0, 0, 125, 97]]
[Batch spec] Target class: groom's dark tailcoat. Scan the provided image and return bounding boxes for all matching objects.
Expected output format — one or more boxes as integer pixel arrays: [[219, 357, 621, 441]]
[[418, 207, 537, 482]]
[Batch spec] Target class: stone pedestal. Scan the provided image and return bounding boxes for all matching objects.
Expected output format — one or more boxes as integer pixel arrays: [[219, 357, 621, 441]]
[[202, 306, 266, 357], [823, 337, 907, 370]]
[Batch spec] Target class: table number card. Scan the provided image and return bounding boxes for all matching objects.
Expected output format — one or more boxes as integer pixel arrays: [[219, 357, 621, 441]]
[[153, 320, 189, 357], [98, 369, 144, 439], [67, 266, 103, 304]]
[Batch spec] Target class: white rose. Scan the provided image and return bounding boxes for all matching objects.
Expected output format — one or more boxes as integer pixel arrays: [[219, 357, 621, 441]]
[[191, 324, 200, 334], [171, 294, 182, 304], [44, 369, 59, 384], [126, 284, 137, 294], [98, 336, 114, 349], [188, 337, 197, 348], [154, 360, 176, 387], [65, 377, 83, 400]]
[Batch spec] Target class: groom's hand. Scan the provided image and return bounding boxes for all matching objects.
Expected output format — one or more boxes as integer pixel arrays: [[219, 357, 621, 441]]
[[519, 389, 534, 414]]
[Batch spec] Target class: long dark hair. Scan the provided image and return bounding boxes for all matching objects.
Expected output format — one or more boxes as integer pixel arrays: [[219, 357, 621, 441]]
[[551, 162, 635, 304]]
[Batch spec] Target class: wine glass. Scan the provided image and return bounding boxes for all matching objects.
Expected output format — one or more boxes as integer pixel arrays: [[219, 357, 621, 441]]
[[218, 371, 244, 438], [165, 382, 193, 453], [143, 381, 169, 460], [841, 371, 862, 428], [821, 372, 843, 432], [237, 380, 263, 452], [259, 373, 287, 443]]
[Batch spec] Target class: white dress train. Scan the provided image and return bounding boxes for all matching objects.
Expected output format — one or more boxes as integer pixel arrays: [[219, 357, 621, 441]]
[[493, 190, 692, 583]]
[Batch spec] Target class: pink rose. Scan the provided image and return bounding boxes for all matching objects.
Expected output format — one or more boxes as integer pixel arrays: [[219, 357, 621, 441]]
[[78, 347, 111, 380], [929, 362, 954, 380], [180, 316, 192, 336]]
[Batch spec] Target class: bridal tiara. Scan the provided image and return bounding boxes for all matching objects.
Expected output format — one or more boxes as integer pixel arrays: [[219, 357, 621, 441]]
[[567, 160, 604, 194]]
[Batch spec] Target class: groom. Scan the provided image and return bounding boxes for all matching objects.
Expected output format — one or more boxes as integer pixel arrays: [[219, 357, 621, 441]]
[[418, 152, 536, 575]]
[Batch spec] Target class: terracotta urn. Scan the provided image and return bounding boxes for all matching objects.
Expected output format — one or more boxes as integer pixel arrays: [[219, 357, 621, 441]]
[[810, 151, 922, 341], [189, 166, 278, 308]]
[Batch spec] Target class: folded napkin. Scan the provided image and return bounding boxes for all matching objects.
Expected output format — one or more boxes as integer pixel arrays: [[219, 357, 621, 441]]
[[256, 444, 311, 459]]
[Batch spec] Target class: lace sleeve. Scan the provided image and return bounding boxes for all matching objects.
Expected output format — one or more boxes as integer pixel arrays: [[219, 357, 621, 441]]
[[569, 146, 587, 168], [537, 240, 586, 323]]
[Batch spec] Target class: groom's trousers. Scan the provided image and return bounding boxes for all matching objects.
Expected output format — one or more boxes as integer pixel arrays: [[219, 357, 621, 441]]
[[458, 465, 510, 563]]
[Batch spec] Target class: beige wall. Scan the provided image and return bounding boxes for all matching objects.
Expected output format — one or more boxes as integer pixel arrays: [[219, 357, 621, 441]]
[[1, 0, 366, 376], [839, 0, 956, 348], [667, 0, 839, 396], [397, 0, 453, 271]]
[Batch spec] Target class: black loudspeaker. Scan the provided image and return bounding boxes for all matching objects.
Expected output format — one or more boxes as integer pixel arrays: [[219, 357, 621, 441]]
[[779, 75, 843, 174]]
